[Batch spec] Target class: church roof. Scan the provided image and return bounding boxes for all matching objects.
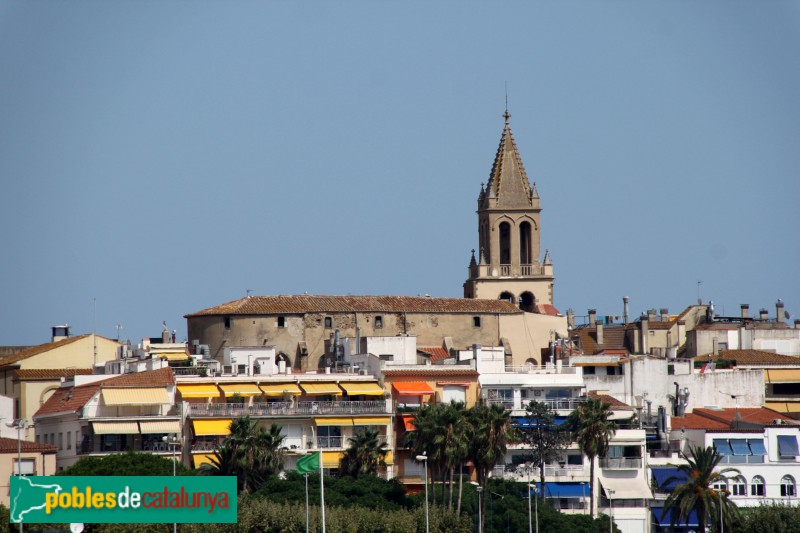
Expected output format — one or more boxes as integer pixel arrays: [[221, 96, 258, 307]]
[[480, 112, 536, 209], [186, 295, 523, 317]]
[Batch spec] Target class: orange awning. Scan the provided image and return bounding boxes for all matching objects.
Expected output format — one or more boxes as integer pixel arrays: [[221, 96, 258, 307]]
[[402, 415, 416, 431], [392, 382, 434, 395]]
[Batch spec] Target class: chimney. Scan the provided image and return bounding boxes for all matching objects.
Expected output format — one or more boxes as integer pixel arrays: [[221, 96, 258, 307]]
[[588, 309, 597, 327], [777, 300, 785, 324], [640, 314, 649, 354], [741, 304, 749, 319], [794, 320, 800, 329], [623, 296, 630, 325], [566, 309, 575, 329], [51, 325, 71, 343], [647, 309, 657, 322], [596, 322, 604, 346], [760, 308, 769, 320], [660, 308, 669, 322]]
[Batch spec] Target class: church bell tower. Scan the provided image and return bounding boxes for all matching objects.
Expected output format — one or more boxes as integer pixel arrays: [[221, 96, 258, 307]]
[[463, 111, 554, 312]]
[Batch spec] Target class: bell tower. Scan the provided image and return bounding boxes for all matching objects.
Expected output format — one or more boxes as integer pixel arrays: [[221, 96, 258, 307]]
[[463, 111, 554, 312]]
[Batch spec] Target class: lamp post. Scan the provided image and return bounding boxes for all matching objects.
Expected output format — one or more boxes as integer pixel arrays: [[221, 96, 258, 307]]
[[163, 434, 180, 533], [530, 481, 539, 533], [416, 454, 429, 533], [523, 464, 533, 533], [8, 419, 28, 533], [477, 485, 483, 533], [607, 488, 615, 533]]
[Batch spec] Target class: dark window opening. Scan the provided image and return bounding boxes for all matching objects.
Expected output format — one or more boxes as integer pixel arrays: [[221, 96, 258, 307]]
[[520, 291, 535, 312], [499, 291, 515, 303], [519, 221, 532, 264], [473, 316, 481, 328], [499, 222, 511, 264], [324, 317, 333, 328], [224, 317, 231, 329], [667, 364, 675, 375], [583, 366, 596, 375], [375, 316, 383, 329], [278, 316, 285, 328]]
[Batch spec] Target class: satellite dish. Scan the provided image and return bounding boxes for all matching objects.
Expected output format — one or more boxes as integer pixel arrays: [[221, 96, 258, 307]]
[[70, 524, 85, 533]]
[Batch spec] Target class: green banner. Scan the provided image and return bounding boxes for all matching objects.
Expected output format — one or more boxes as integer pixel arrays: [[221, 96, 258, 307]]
[[9, 476, 237, 524]]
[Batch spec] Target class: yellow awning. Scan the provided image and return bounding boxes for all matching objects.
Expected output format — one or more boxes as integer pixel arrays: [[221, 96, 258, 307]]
[[93, 421, 139, 435], [192, 453, 216, 468], [353, 417, 391, 426], [315, 417, 353, 426], [384, 451, 394, 466], [218, 383, 263, 397], [177, 384, 221, 399], [339, 382, 385, 396], [322, 451, 343, 468], [766, 402, 800, 413], [193, 419, 232, 436], [766, 369, 800, 383], [260, 383, 303, 397], [102, 387, 169, 406], [139, 420, 182, 434], [300, 383, 343, 396], [155, 352, 189, 361]]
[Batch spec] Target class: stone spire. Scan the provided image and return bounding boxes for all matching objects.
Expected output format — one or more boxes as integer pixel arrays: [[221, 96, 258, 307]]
[[481, 111, 534, 209]]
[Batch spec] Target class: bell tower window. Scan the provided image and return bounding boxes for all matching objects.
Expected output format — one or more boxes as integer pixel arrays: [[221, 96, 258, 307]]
[[499, 222, 511, 265], [519, 222, 532, 265]]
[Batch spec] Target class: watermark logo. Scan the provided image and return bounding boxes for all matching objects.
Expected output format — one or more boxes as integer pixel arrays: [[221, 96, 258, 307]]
[[10, 476, 237, 524]]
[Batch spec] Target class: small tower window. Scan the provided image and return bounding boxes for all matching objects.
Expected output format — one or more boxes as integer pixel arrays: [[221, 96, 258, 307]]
[[224, 317, 231, 329], [277, 316, 285, 328], [375, 316, 383, 329], [324, 317, 333, 328], [473, 316, 481, 328]]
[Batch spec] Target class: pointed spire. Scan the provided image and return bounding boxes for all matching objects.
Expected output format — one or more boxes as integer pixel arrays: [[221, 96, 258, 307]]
[[531, 181, 539, 199], [469, 249, 477, 267], [482, 112, 533, 209], [479, 247, 487, 265], [543, 249, 552, 265]]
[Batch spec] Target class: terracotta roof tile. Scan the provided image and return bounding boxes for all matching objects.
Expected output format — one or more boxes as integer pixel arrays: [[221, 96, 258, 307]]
[[417, 347, 451, 362], [671, 413, 730, 430], [690, 407, 795, 427], [101, 367, 174, 387], [571, 325, 629, 355], [186, 295, 522, 317], [534, 304, 561, 316], [0, 335, 118, 368], [692, 350, 800, 366], [0, 438, 56, 453], [383, 368, 479, 378], [14, 369, 93, 380], [588, 391, 633, 409]]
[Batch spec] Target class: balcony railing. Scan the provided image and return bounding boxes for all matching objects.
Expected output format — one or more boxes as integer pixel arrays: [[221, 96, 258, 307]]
[[719, 455, 765, 464], [500, 264, 511, 276], [600, 457, 642, 469], [504, 365, 580, 375], [317, 436, 343, 449], [486, 397, 585, 411], [186, 400, 388, 418]]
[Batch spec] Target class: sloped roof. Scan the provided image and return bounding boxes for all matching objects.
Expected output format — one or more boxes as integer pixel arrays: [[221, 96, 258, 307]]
[[480, 113, 535, 210], [383, 368, 479, 378], [671, 413, 730, 430], [692, 350, 800, 366], [101, 367, 174, 387], [588, 391, 633, 410], [0, 438, 56, 454], [14, 369, 93, 380], [571, 325, 629, 355], [0, 335, 88, 368], [417, 346, 451, 362], [690, 407, 795, 427], [534, 304, 561, 317], [186, 295, 522, 317]]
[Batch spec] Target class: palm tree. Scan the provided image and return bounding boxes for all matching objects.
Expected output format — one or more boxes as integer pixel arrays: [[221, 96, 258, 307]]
[[468, 402, 512, 530], [340, 426, 388, 477], [432, 401, 469, 510], [568, 397, 617, 517], [406, 404, 443, 505], [662, 445, 740, 533]]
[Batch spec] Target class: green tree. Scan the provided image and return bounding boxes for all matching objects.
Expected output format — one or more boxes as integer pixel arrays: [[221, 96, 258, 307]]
[[520, 400, 571, 499], [568, 397, 617, 518], [57, 452, 195, 476], [406, 403, 443, 506], [468, 402, 512, 530], [662, 445, 740, 533], [340, 426, 388, 477]]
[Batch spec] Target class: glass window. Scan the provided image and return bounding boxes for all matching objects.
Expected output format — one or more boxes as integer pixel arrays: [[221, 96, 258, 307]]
[[14, 459, 35, 476], [67, 432, 72, 450], [781, 476, 795, 497], [732, 480, 747, 496], [324, 317, 333, 328], [375, 316, 383, 329], [751, 476, 765, 497]]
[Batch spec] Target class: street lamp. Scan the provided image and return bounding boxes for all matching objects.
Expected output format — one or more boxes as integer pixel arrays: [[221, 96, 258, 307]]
[[607, 488, 615, 533], [416, 454, 429, 533], [530, 481, 539, 533], [476, 485, 484, 533], [8, 419, 28, 533], [163, 434, 180, 533]]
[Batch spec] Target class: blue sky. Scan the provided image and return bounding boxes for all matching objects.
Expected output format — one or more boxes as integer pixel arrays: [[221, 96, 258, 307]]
[[1, 1, 798, 345]]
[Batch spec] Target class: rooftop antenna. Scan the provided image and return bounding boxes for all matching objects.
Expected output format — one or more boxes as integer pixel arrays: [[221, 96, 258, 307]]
[[93, 297, 97, 365], [115, 323, 123, 342], [504, 82, 510, 124]]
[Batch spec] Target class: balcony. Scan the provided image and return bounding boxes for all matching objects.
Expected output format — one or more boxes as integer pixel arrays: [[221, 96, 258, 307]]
[[600, 457, 642, 469], [186, 400, 388, 418], [486, 397, 585, 412], [317, 436, 343, 449], [504, 365, 580, 375]]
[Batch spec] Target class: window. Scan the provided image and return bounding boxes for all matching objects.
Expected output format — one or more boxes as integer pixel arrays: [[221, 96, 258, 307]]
[[58, 433, 63, 450], [473, 316, 481, 328], [718, 342, 728, 350], [712, 481, 728, 493], [66, 431, 72, 450], [35, 434, 39, 444], [324, 316, 333, 328], [731, 478, 747, 496], [277, 316, 285, 328], [667, 364, 675, 375], [224, 317, 231, 329], [781, 476, 796, 497], [583, 366, 596, 375], [567, 454, 583, 466], [14, 459, 35, 476], [607, 367, 618, 376], [375, 316, 383, 329], [751, 476, 765, 497], [379, 354, 394, 361]]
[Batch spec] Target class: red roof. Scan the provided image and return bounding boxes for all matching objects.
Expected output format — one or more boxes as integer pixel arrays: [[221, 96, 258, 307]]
[[534, 304, 560, 316], [417, 346, 450, 362], [0, 438, 56, 454], [588, 391, 632, 409], [101, 367, 174, 387], [671, 413, 730, 430], [383, 368, 478, 377], [691, 407, 795, 427], [14, 369, 93, 380]]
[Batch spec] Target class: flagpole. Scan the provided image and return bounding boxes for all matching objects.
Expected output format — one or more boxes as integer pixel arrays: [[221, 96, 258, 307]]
[[320, 455, 326, 533], [305, 473, 309, 533]]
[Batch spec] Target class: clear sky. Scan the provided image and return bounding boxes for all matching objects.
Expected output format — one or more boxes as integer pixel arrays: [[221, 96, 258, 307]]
[[1, 1, 798, 346]]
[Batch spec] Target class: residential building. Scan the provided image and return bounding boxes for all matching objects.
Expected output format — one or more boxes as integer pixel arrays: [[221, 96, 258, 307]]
[[0, 438, 57, 507]]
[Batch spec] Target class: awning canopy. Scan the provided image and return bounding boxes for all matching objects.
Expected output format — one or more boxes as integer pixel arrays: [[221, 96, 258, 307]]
[[651, 467, 688, 491], [778, 435, 799, 457], [713, 439, 734, 456], [177, 384, 221, 399], [93, 421, 139, 435], [392, 382, 434, 395], [766, 369, 800, 383], [730, 438, 751, 455], [154, 352, 189, 361], [600, 476, 653, 499], [384, 451, 394, 466], [102, 387, 169, 406], [193, 419, 232, 436], [321, 451, 343, 468], [402, 415, 416, 431], [315, 417, 353, 427], [339, 382, 385, 396], [749, 438, 767, 455], [139, 420, 181, 434], [765, 401, 800, 413], [353, 417, 391, 426], [652, 507, 699, 527], [535, 482, 588, 498], [218, 383, 262, 397], [300, 383, 343, 396], [192, 453, 215, 468], [259, 383, 303, 397]]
